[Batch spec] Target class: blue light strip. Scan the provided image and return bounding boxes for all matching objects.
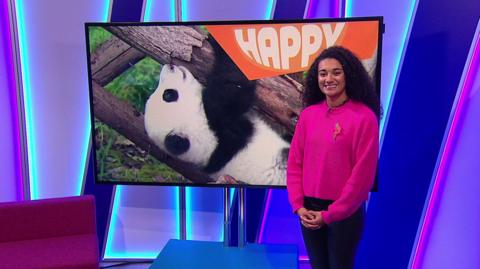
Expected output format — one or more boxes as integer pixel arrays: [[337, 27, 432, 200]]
[[144, 0, 153, 22], [103, 0, 111, 22], [143, 0, 176, 22], [265, 0, 275, 19], [104, 186, 122, 259], [181, 0, 187, 21], [171, 0, 177, 21], [344, 0, 351, 17], [230, 188, 235, 204], [79, 126, 92, 194], [144, 0, 175, 22]]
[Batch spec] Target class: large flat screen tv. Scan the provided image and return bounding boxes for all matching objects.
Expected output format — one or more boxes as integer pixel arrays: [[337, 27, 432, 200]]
[[85, 17, 383, 188]]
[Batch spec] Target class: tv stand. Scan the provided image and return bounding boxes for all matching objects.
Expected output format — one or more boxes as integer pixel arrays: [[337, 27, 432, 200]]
[[150, 187, 298, 269]]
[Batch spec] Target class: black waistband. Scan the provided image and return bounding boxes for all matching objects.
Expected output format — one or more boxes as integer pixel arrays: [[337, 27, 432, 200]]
[[303, 196, 334, 211]]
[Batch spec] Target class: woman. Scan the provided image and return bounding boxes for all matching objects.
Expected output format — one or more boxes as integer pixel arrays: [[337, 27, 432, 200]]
[[287, 46, 380, 269]]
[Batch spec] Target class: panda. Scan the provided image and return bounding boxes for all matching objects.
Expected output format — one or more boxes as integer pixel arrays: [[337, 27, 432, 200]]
[[144, 37, 289, 185]]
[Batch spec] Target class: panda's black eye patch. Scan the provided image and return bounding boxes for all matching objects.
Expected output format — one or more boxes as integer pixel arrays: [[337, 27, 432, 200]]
[[163, 89, 178, 102]]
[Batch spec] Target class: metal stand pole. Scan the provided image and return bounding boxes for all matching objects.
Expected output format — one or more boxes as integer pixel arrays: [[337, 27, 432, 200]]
[[223, 187, 231, 247], [175, 0, 182, 22], [238, 187, 246, 247], [179, 186, 186, 240]]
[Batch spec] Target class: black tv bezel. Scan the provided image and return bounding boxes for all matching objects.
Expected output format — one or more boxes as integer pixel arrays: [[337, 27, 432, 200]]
[[85, 16, 384, 189]]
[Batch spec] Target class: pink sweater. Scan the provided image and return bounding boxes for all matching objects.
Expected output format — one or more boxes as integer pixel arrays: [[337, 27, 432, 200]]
[[287, 100, 379, 224]]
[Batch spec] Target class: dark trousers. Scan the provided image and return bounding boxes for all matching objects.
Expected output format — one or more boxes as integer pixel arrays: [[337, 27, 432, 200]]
[[301, 197, 365, 269]]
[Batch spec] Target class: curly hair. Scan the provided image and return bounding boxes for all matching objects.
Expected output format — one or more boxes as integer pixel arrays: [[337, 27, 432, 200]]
[[303, 46, 381, 120]]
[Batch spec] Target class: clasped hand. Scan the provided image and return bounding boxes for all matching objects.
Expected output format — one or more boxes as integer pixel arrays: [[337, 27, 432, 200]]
[[297, 207, 325, 230]]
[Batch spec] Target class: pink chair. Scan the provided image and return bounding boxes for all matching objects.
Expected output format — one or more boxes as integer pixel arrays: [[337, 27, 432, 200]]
[[0, 195, 99, 269]]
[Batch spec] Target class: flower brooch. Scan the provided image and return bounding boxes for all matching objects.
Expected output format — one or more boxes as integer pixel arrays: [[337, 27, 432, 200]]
[[333, 122, 342, 141]]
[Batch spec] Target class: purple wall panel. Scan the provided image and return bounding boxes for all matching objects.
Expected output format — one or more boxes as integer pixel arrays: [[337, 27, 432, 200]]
[[180, 0, 274, 21], [305, 0, 342, 18], [412, 21, 480, 269], [0, 0, 23, 202], [14, 0, 109, 199], [258, 189, 308, 259]]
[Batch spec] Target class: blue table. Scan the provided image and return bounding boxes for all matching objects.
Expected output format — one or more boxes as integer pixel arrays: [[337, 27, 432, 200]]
[[150, 239, 298, 269]]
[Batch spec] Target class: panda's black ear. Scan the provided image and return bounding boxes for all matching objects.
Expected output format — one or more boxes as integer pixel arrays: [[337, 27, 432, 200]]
[[163, 89, 179, 102], [181, 68, 187, 80]]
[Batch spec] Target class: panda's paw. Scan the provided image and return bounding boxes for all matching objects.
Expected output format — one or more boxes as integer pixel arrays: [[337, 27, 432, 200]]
[[215, 174, 240, 184]]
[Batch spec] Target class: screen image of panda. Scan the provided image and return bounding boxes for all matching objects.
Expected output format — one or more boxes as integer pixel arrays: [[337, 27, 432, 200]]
[[87, 22, 379, 187]]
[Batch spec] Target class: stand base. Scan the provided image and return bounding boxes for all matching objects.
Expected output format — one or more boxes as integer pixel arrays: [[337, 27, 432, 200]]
[[150, 239, 298, 269]]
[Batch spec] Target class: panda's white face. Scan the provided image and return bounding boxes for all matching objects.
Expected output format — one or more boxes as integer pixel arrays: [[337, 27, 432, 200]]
[[145, 64, 218, 166]]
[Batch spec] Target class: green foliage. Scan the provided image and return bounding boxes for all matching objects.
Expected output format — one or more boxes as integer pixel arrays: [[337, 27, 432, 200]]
[[303, 70, 308, 79], [95, 122, 116, 178], [105, 57, 161, 112], [138, 162, 184, 182], [94, 121, 185, 183], [88, 26, 112, 53], [198, 25, 209, 35]]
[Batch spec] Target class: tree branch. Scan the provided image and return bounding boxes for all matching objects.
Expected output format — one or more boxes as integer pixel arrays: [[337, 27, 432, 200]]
[[105, 25, 214, 84], [91, 35, 146, 87]]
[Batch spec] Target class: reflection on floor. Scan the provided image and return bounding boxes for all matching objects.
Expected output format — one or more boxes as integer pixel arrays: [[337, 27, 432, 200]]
[[100, 261, 151, 269], [100, 260, 312, 269]]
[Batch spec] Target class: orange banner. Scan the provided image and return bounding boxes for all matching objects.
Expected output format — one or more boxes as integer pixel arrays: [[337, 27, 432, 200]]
[[206, 21, 379, 80]]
